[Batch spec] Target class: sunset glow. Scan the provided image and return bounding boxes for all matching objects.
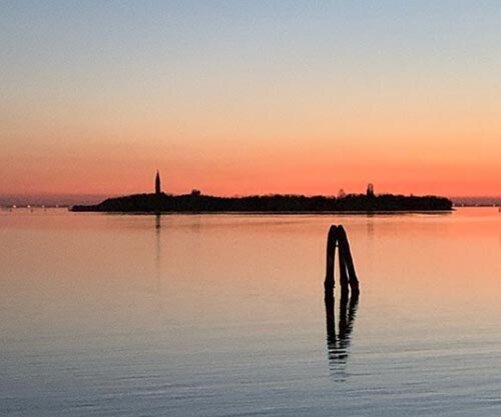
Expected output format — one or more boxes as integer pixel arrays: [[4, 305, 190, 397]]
[[2, 1, 501, 200]]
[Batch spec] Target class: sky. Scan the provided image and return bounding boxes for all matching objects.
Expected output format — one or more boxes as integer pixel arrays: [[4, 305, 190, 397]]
[[1, 0, 501, 200]]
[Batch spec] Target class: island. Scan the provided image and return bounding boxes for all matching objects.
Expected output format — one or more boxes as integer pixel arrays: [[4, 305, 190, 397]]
[[70, 193, 452, 213], [71, 173, 452, 213]]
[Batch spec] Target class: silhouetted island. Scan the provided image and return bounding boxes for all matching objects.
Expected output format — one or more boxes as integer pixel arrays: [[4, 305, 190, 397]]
[[70, 192, 452, 213], [71, 172, 452, 213]]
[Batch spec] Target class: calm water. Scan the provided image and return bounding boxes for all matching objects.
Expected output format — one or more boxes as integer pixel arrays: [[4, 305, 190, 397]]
[[1, 208, 501, 416]]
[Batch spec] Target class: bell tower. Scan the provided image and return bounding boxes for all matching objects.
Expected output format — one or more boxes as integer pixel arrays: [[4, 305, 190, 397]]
[[155, 170, 161, 195]]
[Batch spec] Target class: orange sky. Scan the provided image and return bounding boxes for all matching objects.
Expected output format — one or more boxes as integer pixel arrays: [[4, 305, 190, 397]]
[[1, 2, 500, 200]]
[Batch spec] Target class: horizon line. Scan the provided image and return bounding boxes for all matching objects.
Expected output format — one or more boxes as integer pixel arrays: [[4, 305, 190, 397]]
[[1, 191, 501, 202]]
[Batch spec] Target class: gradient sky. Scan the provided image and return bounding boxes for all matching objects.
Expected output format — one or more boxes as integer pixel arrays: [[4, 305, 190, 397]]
[[2, 0, 501, 199]]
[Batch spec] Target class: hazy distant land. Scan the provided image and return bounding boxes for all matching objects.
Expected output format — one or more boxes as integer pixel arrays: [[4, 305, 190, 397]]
[[3, 195, 500, 209], [70, 192, 453, 213]]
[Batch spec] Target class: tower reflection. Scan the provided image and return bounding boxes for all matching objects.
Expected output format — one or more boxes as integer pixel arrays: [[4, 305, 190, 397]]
[[153, 213, 164, 304], [324, 289, 359, 379], [155, 213, 162, 265]]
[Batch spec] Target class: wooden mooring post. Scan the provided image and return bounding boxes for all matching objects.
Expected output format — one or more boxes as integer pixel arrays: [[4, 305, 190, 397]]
[[324, 225, 359, 296]]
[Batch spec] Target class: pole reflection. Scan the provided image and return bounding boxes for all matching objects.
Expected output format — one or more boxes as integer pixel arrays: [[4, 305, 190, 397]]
[[325, 289, 359, 380]]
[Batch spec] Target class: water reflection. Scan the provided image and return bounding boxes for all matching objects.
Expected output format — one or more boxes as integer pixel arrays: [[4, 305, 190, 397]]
[[153, 214, 164, 303], [154, 214, 162, 264], [366, 214, 375, 239], [325, 289, 359, 380]]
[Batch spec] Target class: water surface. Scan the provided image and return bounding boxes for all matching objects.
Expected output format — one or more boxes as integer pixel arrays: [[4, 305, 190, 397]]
[[1, 208, 501, 416]]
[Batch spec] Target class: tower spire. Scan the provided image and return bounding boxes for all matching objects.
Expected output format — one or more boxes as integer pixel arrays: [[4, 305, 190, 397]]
[[155, 170, 161, 195]]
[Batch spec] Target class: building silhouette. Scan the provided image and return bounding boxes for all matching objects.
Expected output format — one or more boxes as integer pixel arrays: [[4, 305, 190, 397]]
[[366, 183, 374, 197], [155, 171, 161, 195]]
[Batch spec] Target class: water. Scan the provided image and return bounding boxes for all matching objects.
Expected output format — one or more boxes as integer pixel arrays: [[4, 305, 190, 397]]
[[1, 208, 501, 416]]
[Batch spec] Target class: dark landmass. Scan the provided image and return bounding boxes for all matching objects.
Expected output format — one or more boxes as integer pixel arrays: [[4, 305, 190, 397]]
[[71, 192, 453, 213]]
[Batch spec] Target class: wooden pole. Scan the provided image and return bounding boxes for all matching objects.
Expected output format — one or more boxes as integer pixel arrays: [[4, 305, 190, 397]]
[[324, 226, 360, 372], [339, 244, 350, 296], [337, 225, 360, 294], [324, 224, 360, 295], [324, 225, 338, 293]]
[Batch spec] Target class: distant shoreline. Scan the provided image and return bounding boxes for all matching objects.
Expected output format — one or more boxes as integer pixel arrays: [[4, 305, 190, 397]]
[[2, 195, 500, 209], [69, 210, 455, 216], [70, 192, 453, 213]]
